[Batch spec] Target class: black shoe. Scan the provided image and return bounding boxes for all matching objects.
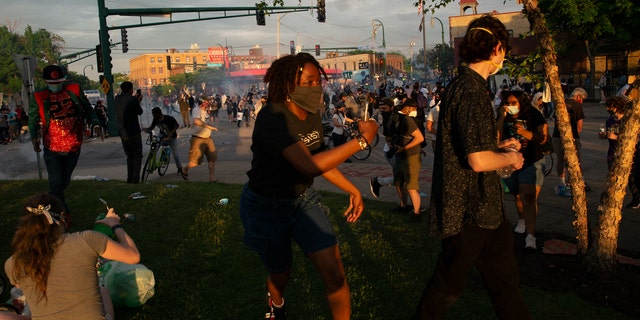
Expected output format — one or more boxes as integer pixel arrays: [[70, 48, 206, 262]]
[[409, 213, 422, 223], [626, 199, 640, 209], [369, 177, 381, 199], [393, 205, 412, 213]]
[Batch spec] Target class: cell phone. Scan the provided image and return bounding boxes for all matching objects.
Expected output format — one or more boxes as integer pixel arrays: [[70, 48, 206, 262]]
[[136, 89, 141, 95]]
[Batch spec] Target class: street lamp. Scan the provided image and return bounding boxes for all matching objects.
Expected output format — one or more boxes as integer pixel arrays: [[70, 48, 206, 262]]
[[431, 16, 445, 82], [83, 64, 93, 77], [372, 19, 386, 77]]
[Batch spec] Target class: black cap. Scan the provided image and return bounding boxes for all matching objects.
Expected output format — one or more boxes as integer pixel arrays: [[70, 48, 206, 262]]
[[43, 65, 66, 83]]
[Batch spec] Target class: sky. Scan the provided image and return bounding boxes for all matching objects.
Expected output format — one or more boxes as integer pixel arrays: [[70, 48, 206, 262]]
[[3, 0, 524, 81]]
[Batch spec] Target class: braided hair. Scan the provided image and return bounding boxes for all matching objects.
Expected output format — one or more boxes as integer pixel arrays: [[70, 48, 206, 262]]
[[263, 52, 327, 104]]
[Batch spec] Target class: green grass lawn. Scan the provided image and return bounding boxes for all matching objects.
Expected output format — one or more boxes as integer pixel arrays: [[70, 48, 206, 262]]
[[0, 180, 634, 319]]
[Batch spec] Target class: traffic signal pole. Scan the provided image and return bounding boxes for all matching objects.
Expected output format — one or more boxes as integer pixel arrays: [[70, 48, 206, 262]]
[[96, 1, 325, 136]]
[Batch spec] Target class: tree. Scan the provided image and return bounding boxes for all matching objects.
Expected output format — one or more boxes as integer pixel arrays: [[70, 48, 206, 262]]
[[538, 0, 640, 90], [425, 43, 454, 82]]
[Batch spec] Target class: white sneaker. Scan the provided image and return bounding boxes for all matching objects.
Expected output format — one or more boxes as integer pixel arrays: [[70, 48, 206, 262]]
[[514, 219, 525, 234], [525, 234, 537, 250]]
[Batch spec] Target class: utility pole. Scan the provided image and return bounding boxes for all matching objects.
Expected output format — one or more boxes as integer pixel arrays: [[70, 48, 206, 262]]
[[409, 41, 416, 80], [421, 2, 427, 80]]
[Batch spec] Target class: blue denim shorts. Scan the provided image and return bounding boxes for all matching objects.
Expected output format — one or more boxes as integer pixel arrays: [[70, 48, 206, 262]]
[[239, 183, 337, 273], [502, 158, 545, 194]]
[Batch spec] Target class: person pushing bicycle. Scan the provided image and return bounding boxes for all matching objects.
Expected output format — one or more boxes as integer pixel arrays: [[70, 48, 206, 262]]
[[144, 107, 183, 175]]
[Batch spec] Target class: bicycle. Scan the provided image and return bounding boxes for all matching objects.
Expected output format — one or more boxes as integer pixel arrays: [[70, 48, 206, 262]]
[[322, 121, 379, 160], [141, 132, 171, 182]]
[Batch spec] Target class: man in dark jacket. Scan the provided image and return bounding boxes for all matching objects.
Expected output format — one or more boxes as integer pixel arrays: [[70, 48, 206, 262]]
[[115, 81, 143, 183]]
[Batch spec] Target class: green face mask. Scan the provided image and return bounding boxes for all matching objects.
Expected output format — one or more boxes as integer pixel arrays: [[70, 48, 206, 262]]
[[48, 84, 64, 93], [289, 85, 323, 113]]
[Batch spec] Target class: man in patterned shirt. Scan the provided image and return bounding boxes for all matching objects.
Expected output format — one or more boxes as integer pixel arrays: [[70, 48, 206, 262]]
[[413, 15, 530, 319], [29, 65, 102, 213]]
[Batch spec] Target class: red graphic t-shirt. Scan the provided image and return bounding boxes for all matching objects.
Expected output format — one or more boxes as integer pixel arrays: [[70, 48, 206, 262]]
[[44, 91, 84, 152]]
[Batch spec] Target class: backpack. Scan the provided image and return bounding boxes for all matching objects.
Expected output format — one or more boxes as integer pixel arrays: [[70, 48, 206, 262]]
[[416, 93, 429, 111]]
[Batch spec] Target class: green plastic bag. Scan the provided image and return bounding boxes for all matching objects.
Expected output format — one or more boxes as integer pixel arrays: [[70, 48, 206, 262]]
[[100, 260, 155, 307]]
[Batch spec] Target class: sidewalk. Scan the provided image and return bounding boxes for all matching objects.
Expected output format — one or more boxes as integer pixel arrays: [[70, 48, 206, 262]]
[[2, 102, 639, 253]]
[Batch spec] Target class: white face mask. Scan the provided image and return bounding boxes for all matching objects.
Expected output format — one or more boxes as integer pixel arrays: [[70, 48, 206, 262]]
[[506, 105, 519, 115], [408, 110, 418, 117]]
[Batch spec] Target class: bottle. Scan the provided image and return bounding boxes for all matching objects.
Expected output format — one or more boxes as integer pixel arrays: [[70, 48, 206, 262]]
[[94, 213, 115, 239], [496, 147, 518, 178]]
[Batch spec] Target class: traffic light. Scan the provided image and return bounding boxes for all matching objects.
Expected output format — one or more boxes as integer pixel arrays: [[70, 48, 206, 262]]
[[315, 45, 320, 56], [166, 55, 172, 70], [121, 28, 128, 53], [256, 10, 266, 26], [96, 45, 103, 72], [317, 0, 326, 23]]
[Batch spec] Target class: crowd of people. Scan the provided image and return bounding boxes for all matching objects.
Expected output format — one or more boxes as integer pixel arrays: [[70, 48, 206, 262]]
[[3, 13, 639, 320]]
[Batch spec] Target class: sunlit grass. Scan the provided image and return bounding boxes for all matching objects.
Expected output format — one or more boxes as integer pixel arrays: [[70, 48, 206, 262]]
[[0, 180, 634, 319]]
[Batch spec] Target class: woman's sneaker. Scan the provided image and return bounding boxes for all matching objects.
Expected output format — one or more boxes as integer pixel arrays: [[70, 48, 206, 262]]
[[514, 219, 525, 234], [525, 234, 537, 250]]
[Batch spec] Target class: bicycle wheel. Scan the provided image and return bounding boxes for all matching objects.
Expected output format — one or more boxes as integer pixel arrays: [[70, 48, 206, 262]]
[[352, 142, 372, 160], [369, 133, 380, 148], [158, 147, 170, 176], [142, 152, 154, 182], [543, 153, 554, 177]]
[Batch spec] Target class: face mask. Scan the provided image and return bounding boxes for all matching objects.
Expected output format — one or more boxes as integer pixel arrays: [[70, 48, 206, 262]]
[[289, 85, 322, 113], [488, 48, 505, 76], [506, 105, 519, 115], [488, 59, 503, 76], [408, 110, 418, 117], [48, 84, 64, 93]]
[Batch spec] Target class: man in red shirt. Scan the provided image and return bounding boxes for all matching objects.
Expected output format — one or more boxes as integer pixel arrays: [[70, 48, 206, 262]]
[[29, 65, 102, 213]]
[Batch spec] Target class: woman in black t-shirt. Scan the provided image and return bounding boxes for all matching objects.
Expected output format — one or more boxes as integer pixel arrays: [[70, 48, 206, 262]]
[[497, 90, 548, 250], [240, 53, 378, 319]]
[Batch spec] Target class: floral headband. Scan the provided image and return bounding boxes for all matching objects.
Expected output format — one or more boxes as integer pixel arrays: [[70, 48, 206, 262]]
[[26, 204, 63, 225]]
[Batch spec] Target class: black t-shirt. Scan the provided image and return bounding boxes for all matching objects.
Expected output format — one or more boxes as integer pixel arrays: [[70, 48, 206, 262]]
[[552, 98, 584, 138], [149, 115, 179, 138], [247, 102, 324, 198], [501, 107, 546, 167]]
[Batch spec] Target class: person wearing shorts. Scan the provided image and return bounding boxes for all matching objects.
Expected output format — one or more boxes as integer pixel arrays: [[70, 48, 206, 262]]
[[390, 99, 425, 222], [239, 52, 378, 320], [181, 98, 218, 182], [497, 90, 548, 250]]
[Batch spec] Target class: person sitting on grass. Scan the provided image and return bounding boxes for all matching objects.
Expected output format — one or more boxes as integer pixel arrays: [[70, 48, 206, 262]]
[[1, 193, 140, 320]]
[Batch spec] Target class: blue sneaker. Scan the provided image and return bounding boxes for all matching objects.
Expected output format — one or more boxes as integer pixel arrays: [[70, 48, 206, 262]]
[[554, 185, 571, 197]]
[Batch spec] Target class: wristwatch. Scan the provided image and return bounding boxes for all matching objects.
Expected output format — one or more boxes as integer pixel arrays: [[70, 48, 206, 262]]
[[356, 135, 368, 151]]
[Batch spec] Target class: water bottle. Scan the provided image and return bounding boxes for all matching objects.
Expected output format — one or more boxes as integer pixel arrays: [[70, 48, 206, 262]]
[[496, 147, 518, 178]]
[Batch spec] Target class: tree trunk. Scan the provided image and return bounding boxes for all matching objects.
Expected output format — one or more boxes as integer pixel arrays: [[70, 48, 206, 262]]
[[522, 0, 590, 254], [587, 80, 640, 275]]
